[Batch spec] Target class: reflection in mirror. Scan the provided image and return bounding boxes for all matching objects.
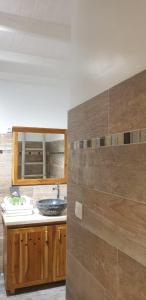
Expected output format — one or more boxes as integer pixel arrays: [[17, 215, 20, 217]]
[[18, 132, 65, 179], [12, 127, 67, 185]]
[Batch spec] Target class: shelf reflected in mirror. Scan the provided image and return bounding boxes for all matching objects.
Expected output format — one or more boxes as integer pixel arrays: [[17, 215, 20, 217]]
[[12, 127, 67, 185]]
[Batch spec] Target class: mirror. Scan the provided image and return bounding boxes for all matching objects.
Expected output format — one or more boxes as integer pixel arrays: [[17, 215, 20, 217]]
[[12, 127, 67, 185]]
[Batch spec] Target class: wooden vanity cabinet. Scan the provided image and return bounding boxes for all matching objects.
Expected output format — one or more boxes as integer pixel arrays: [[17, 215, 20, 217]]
[[4, 223, 66, 294], [53, 225, 66, 281]]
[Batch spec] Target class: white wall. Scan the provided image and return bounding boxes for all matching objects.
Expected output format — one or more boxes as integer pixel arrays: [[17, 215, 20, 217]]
[[70, 0, 146, 107], [0, 80, 70, 133]]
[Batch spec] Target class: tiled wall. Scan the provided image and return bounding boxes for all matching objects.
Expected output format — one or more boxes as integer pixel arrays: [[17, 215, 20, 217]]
[[0, 133, 67, 273], [67, 70, 146, 300]]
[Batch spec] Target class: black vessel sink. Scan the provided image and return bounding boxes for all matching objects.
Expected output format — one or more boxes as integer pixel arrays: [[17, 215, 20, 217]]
[[37, 199, 67, 216]]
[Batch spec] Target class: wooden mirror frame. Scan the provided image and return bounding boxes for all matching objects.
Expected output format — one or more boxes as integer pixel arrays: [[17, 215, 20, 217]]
[[12, 126, 67, 186]]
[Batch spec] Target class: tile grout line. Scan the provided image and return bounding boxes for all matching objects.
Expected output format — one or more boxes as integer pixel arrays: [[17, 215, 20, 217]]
[[68, 182, 146, 206], [107, 88, 110, 136], [116, 248, 119, 300]]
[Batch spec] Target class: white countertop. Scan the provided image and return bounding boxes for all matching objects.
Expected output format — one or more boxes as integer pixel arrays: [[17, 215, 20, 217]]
[[2, 210, 67, 226]]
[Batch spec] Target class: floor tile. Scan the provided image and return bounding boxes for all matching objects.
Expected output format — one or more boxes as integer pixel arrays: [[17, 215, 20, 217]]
[[0, 274, 66, 300]]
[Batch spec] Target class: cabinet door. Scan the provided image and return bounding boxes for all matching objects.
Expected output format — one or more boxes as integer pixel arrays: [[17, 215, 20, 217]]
[[53, 224, 66, 281], [7, 225, 53, 290]]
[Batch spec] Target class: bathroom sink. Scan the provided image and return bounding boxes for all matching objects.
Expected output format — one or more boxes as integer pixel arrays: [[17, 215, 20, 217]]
[[37, 199, 67, 216]]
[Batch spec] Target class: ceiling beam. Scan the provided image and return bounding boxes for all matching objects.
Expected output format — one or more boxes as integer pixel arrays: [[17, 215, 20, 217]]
[[0, 11, 70, 41], [0, 50, 67, 66], [0, 51, 70, 83], [0, 71, 58, 85]]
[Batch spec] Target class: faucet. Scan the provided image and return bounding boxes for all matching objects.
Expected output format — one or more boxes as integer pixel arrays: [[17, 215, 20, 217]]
[[57, 184, 60, 199], [53, 184, 60, 199]]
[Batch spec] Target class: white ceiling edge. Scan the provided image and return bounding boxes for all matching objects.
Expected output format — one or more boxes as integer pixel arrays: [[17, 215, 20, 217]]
[[69, 63, 146, 109]]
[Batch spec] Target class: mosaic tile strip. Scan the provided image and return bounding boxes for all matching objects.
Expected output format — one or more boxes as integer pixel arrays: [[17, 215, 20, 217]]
[[0, 149, 11, 154], [70, 128, 146, 150]]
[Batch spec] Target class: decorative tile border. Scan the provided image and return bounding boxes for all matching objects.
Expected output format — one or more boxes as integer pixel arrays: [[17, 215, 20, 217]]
[[0, 149, 11, 154], [70, 128, 146, 150]]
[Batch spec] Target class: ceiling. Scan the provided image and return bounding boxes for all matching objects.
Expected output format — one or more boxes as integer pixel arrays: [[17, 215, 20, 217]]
[[0, 0, 71, 85], [0, 0, 146, 108]]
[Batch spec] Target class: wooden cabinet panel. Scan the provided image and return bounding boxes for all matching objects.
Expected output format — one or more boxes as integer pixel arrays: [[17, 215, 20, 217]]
[[44, 225, 53, 282], [4, 223, 66, 294], [53, 224, 66, 281], [7, 226, 53, 290]]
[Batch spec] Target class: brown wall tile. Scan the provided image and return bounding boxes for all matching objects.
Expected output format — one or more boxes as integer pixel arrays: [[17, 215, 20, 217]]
[[67, 252, 107, 300], [68, 183, 146, 266], [67, 70, 146, 299], [109, 70, 146, 133], [68, 91, 109, 142], [69, 144, 146, 203], [83, 205, 146, 267], [68, 219, 118, 298], [118, 251, 146, 300]]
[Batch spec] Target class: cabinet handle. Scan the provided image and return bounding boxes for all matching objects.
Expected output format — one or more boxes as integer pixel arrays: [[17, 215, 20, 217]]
[[58, 229, 60, 241], [25, 243, 28, 246], [45, 240, 49, 245], [58, 230, 62, 243]]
